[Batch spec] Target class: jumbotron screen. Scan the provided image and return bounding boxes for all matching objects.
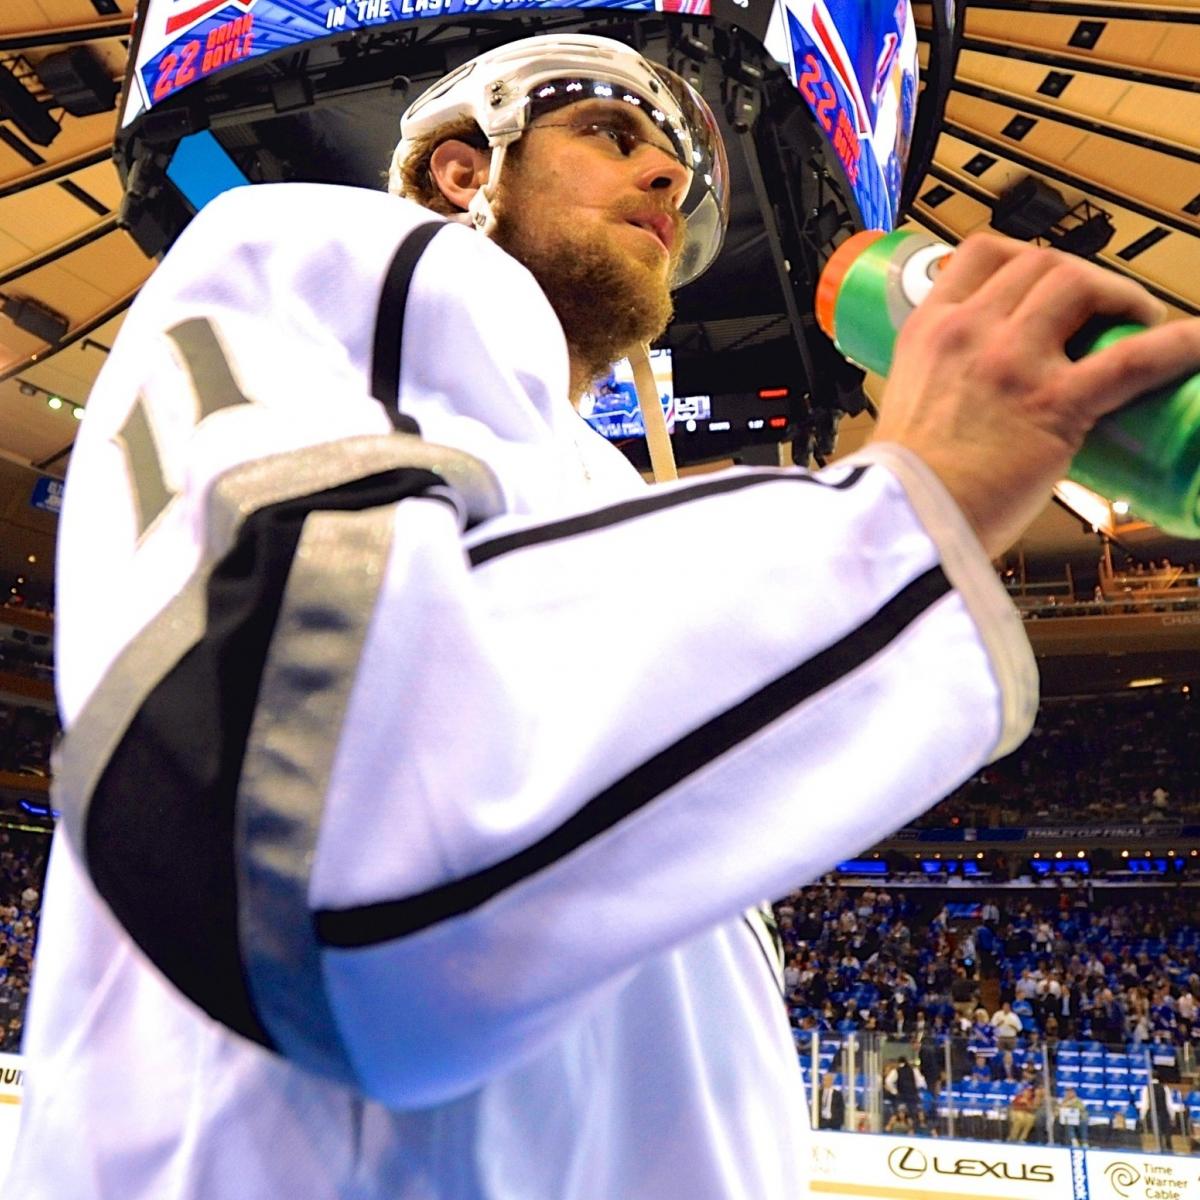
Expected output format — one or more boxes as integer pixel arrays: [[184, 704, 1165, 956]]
[[122, 0, 917, 232]]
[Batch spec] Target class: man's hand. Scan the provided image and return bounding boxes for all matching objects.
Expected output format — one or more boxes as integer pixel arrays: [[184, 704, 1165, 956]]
[[873, 234, 1200, 558]]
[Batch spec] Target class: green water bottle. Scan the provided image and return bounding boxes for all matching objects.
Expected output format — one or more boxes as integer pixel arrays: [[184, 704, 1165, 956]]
[[814, 228, 1200, 539]]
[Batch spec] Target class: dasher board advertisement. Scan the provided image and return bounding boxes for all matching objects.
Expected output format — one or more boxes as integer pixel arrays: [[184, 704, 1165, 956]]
[[121, 0, 711, 129], [0, 1051, 25, 1184], [1087, 1148, 1200, 1200], [806, 1132, 1196, 1200], [808, 1131, 1066, 1200]]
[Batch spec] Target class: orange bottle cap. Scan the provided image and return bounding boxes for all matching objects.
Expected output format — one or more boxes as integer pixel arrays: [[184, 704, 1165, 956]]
[[815, 229, 887, 340]]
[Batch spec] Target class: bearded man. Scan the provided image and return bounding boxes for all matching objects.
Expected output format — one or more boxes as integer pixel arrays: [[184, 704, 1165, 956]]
[[10, 32, 1200, 1200]]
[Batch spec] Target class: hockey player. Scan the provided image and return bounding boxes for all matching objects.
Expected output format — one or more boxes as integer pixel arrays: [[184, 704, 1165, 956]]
[[9, 32, 1200, 1200]]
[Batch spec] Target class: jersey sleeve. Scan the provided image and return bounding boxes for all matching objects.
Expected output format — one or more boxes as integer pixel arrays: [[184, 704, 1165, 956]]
[[53, 184, 1037, 1111]]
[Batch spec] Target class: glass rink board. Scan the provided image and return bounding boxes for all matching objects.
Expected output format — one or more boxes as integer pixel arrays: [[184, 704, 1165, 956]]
[[123, 0, 918, 231]]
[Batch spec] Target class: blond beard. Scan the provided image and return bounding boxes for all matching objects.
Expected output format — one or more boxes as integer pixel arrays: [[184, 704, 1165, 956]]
[[491, 187, 676, 398]]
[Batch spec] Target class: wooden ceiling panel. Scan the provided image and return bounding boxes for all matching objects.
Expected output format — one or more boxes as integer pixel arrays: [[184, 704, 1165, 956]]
[[1109, 86, 1200, 150], [30, 0, 122, 26], [0, 320, 51, 373], [932, 131, 1082, 205], [1062, 138, 1200, 223], [21, 335, 113, 397], [0, 2, 51, 34], [0, 380, 80, 467], [85, 312, 127, 349], [0, 187, 100, 258], [69, 160, 124, 213], [0, 143, 39, 189], [1114, 229, 1200, 304], [955, 49, 1135, 119], [944, 92, 1089, 159], [1147, 24, 1200, 76], [42, 230, 151, 300], [0, 229, 35, 275], [41, 111, 120, 173], [11, 260, 109, 324], [964, 11, 1172, 69], [918, 189, 993, 237]]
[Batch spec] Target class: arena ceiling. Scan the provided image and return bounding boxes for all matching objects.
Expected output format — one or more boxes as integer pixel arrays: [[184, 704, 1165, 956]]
[[0, 0, 1198, 605]]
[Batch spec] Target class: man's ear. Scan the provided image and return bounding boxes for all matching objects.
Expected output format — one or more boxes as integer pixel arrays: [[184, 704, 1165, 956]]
[[429, 140, 491, 211]]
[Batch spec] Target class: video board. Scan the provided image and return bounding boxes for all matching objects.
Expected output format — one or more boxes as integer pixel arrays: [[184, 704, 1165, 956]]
[[123, 0, 917, 231]]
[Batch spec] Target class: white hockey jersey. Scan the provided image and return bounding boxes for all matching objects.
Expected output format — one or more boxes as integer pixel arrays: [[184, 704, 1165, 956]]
[[7, 183, 1037, 1199]]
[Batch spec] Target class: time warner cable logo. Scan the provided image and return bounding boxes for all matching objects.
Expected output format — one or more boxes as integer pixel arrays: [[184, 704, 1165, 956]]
[[1104, 1162, 1141, 1199], [886, 1146, 1055, 1184]]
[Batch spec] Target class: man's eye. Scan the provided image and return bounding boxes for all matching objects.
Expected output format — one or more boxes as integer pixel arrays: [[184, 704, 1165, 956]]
[[587, 123, 636, 155]]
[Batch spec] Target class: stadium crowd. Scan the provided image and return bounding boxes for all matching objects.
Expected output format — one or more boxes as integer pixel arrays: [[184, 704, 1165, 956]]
[[777, 885, 1200, 1052], [777, 884, 1200, 1146], [914, 687, 1199, 828], [0, 829, 46, 1053]]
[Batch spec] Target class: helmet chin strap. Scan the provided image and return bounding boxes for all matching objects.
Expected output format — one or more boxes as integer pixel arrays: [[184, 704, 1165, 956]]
[[629, 342, 678, 484], [464, 139, 677, 486], [466, 143, 510, 237]]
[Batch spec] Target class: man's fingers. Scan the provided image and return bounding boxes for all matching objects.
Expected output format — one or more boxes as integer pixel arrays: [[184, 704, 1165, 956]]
[[926, 237, 1167, 348], [1005, 256, 1168, 352], [1061, 317, 1200, 423], [923, 233, 1026, 305], [946, 245, 1065, 323]]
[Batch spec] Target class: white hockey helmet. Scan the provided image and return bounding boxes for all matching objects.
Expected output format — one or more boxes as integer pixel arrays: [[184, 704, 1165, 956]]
[[390, 33, 730, 287]]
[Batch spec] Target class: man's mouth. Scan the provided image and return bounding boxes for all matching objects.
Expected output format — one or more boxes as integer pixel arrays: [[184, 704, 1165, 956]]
[[625, 213, 675, 253]]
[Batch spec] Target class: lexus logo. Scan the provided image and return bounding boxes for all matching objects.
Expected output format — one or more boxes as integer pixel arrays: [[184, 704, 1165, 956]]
[[885, 1146, 1054, 1184], [888, 1147, 927, 1180]]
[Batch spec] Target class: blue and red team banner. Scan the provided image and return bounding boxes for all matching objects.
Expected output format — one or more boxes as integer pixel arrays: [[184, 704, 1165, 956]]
[[765, 0, 917, 230], [125, 0, 915, 230]]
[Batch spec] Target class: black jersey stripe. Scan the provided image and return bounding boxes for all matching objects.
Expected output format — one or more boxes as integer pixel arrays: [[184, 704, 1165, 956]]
[[83, 467, 451, 1048], [315, 564, 952, 949], [467, 466, 870, 568], [743, 913, 787, 999], [372, 221, 446, 433]]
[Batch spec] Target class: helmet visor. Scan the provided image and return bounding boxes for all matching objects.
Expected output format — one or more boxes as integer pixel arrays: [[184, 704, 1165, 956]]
[[524, 69, 729, 286]]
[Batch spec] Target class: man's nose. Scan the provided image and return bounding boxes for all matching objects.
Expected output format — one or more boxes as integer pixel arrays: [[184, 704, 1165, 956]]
[[633, 148, 690, 208]]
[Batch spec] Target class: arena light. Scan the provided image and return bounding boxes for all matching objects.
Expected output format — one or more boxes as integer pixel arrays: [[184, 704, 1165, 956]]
[[1077, 850, 1086, 859], [1112, 500, 1130, 515], [1121, 850, 1129, 858], [1054, 851, 1063, 859], [26, 555, 35, 564], [46, 396, 62, 410], [72, 406, 84, 421], [1128, 677, 1164, 688]]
